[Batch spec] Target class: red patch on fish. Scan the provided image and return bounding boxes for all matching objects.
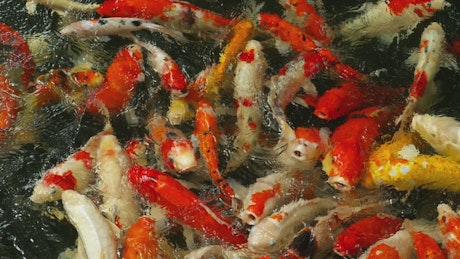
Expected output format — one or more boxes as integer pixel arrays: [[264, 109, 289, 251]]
[[238, 49, 255, 63], [73, 150, 93, 170], [387, 0, 431, 16], [247, 183, 281, 217], [43, 171, 77, 190]]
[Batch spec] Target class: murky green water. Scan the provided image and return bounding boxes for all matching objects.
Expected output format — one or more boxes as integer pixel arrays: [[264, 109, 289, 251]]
[[0, 0, 460, 258]]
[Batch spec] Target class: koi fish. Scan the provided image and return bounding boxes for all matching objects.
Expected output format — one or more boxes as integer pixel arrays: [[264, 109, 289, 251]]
[[127, 165, 248, 245], [279, 0, 333, 45], [26, 0, 99, 15], [248, 198, 336, 253], [140, 41, 188, 97], [322, 117, 380, 191], [193, 100, 235, 205], [398, 22, 446, 128], [97, 0, 231, 35], [411, 231, 446, 259], [146, 114, 197, 173], [122, 216, 159, 259], [334, 214, 403, 257], [437, 204, 460, 258], [225, 40, 267, 173], [338, 0, 450, 44], [411, 113, 460, 163], [60, 17, 186, 42], [96, 134, 139, 229], [61, 190, 118, 259], [362, 131, 460, 192], [124, 138, 148, 166], [86, 44, 144, 115], [0, 22, 35, 89], [239, 170, 320, 226], [30, 129, 107, 203], [0, 69, 20, 140]]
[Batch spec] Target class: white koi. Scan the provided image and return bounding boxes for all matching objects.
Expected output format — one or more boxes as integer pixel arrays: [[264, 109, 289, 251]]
[[248, 197, 336, 253], [61, 190, 117, 259], [96, 134, 139, 229], [225, 40, 267, 174], [60, 17, 186, 42], [339, 0, 450, 44], [26, 0, 99, 15]]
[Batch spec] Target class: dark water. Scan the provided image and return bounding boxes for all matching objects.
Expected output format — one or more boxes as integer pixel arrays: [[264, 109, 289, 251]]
[[0, 0, 459, 258]]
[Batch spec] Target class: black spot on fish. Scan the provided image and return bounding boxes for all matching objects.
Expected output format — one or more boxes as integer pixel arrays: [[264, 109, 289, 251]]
[[98, 19, 108, 25], [120, 20, 126, 26], [131, 20, 142, 27]]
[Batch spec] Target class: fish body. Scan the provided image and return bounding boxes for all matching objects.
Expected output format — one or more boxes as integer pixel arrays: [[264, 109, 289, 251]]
[[437, 204, 460, 258], [122, 216, 159, 259], [358, 229, 415, 259], [60, 18, 185, 41], [86, 44, 144, 115], [61, 190, 118, 259], [26, 0, 99, 15], [127, 165, 247, 245], [0, 70, 20, 140]]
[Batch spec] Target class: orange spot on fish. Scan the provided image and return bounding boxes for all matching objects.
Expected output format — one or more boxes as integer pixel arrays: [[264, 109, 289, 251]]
[[247, 183, 281, 217]]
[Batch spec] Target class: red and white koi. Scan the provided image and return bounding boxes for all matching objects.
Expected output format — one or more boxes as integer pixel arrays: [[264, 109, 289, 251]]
[[86, 44, 144, 115], [127, 165, 248, 245], [279, 0, 333, 45], [140, 41, 188, 97], [225, 40, 267, 173], [358, 229, 415, 259], [0, 68, 20, 140], [30, 129, 107, 204], [95, 134, 139, 229], [411, 113, 460, 163], [60, 17, 186, 42], [334, 214, 404, 257], [248, 198, 336, 253], [193, 100, 236, 205], [437, 203, 460, 257], [411, 231, 446, 259], [238, 169, 321, 226], [338, 0, 450, 44], [322, 116, 380, 191], [26, 0, 99, 15], [96, 0, 232, 36], [0, 22, 35, 89], [146, 114, 197, 173], [398, 22, 446, 127], [61, 190, 118, 259]]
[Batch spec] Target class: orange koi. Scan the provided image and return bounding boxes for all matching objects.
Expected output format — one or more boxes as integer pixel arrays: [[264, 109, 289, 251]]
[[411, 231, 446, 259], [122, 216, 159, 259], [97, 0, 231, 35], [279, 0, 332, 45], [127, 165, 248, 245], [364, 243, 401, 259], [322, 117, 380, 191], [438, 204, 460, 258], [193, 100, 235, 205], [0, 22, 35, 89], [333, 214, 403, 257], [86, 44, 144, 115], [0, 69, 20, 140]]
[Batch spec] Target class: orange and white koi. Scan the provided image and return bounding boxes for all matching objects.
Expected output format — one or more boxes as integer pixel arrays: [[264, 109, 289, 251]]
[[334, 214, 404, 257], [140, 41, 188, 97], [238, 169, 321, 226], [0, 22, 35, 89], [127, 165, 248, 245], [146, 114, 197, 173], [96, 134, 139, 229], [411, 113, 460, 163], [61, 190, 118, 259], [358, 229, 416, 259], [322, 117, 380, 191], [122, 216, 159, 259], [96, 0, 231, 35], [29, 129, 107, 204], [398, 22, 446, 127], [225, 40, 267, 173], [86, 44, 144, 115], [362, 131, 460, 192], [0, 69, 20, 140], [248, 198, 336, 253], [437, 203, 460, 258], [26, 0, 99, 15], [279, 0, 333, 45], [411, 231, 446, 259], [60, 17, 186, 41], [338, 0, 450, 44], [193, 100, 236, 205]]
